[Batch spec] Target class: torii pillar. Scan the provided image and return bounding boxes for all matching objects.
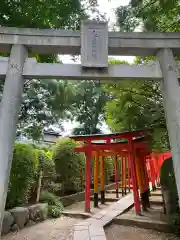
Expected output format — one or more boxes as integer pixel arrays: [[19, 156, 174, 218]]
[[157, 48, 180, 205], [0, 45, 28, 233]]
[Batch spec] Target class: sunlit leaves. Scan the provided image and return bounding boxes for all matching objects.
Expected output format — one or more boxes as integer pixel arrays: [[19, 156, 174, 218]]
[[115, 0, 180, 32], [72, 80, 109, 135]]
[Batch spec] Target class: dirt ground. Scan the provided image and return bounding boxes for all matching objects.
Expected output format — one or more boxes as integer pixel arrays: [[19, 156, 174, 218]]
[[105, 225, 179, 240], [1, 216, 81, 240]]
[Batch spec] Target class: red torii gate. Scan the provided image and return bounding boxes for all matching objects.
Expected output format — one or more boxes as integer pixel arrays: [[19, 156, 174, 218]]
[[70, 130, 151, 214], [147, 151, 172, 187]]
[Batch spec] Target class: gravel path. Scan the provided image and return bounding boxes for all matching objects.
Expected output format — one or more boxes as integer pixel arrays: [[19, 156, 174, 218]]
[[1, 217, 81, 240], [105, 225, 179, 240]]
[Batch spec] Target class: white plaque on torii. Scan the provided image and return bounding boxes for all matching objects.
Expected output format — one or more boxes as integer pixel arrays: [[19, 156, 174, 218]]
[[81, 20, 108, 68]]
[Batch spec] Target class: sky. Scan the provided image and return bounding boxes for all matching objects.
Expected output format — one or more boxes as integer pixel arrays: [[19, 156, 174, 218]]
[[61, 0, 134, 135]]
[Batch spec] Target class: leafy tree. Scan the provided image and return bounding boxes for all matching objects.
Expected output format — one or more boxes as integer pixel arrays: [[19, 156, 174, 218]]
[[72, 80, 110, 135], [115, 0, 180, 32], [0, 0, 92, 29], [104, 60, 169, 151], [0, 0, 99, 139], [17, 80, 75, 139], [107, 1, 179, 151]]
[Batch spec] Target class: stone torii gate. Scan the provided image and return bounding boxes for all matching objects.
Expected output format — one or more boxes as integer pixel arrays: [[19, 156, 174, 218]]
[[0, 20, 180, 231]]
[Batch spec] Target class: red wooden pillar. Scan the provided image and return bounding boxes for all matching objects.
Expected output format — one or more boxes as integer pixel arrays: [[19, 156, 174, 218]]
[[149, 156, 156, 191], [140, 152, 150, 209], [114, 155, 119, 198], [128, 137, 141, 215], [154, 156, 160, 186], [80, 166, 83, 192], [124, 156, 127, 195], [128, 156, 131, 192], [121, 156, 124, 196], [144, 156, 151, 196], [85, 149, 91, 212], [155, 156, 160, 186], [143, 157, 149, 192]]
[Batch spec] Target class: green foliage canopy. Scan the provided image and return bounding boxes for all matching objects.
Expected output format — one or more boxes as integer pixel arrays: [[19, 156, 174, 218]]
[[0, 0, 99, 140], [104, 60, 169, 151], [115, 0, 180, 32], [72, 80, 109, 135]]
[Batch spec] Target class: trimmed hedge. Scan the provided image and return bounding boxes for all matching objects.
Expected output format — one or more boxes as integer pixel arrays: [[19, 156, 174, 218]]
[[53, 138, 85, 194], [6, 143, 37, 209]]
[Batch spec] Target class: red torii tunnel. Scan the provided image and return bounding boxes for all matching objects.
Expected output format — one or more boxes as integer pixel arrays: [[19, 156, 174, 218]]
[[70, 130, 154, 215]]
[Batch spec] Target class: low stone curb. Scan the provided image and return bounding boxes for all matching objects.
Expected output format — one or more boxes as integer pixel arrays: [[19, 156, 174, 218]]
[[1, 203, 48, 236], [59, 182, 119, 207], [90, 197, 119, 202], [112, 214, 172, 233]]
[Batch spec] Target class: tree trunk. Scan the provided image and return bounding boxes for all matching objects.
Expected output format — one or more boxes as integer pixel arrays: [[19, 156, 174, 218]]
[[36, 169, 43, 203]]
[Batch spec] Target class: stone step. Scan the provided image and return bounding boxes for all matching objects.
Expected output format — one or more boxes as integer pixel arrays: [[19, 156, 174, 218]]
[[113, 214, 171, 233]]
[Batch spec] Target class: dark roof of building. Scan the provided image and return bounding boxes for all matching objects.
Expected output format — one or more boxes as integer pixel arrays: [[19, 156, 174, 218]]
[[44, 130, 61, 136], [70, 129, 151, 140]]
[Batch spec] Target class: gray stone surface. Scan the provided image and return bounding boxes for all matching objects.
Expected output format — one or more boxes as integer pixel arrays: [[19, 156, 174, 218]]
[[0, 59, 167, 81], [0, 44, 28, 233], [81, 20, 108, 68], [28, 203, 48, 222], [1, 211, 14, 235], [11, 224, 19, 232], [25, 220, 36, 227], [1, 26, 180, 56], [10, 207, 29, 229], [23, 62, 165, 80], [157, 48, 180, 206]]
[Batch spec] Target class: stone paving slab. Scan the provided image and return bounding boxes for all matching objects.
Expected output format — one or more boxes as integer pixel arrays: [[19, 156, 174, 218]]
[[62, 210, 91, 219], [72, 193, 134, 240]]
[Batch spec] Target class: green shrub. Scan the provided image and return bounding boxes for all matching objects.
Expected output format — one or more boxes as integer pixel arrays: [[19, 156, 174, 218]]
[[39, 191, 63, 208], [40, 191, 63, 218], [6, 143, 37, 209], [37, 149, 55, 176], [52, 138, 85, 194], [46, 182, 62, 193], [48, 205, 62, 218]]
